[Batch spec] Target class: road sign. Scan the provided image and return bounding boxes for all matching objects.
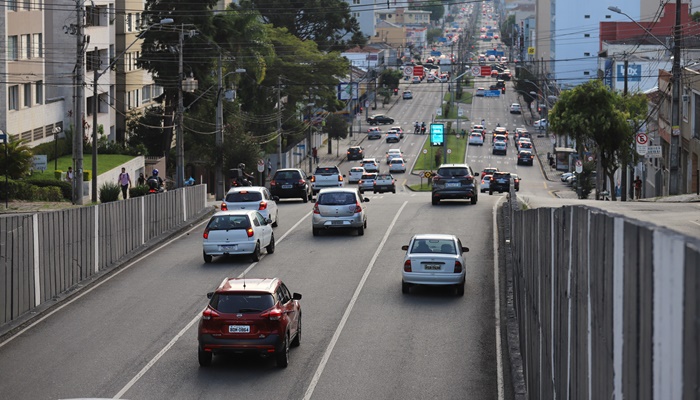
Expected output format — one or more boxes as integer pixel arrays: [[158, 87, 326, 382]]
[[646, 145, 662, 158], [423, 171, 432, 179], [430, 123, 445, 146], [447, 149, 452, 154], [575, 160, 583, 173], [423, 149, 428, 154], [484, 90, 500, 97], [587, 156, 594, 162], [672, 126, 680, 136], [635, 133, 649, 145], [549, 134, 556, 145], [480, 66, 492, 76], [33, 155, 47, 172], [527, 47, 535, 55], [471, 66, 481, 76], [436, 107, 442, 117], [257, 160, 265, 173], [403, 66, 413, 76], [458, 108, 464, 117]]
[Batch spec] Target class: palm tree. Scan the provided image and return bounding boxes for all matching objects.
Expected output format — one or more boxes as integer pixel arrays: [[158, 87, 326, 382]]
[[0, 138, 33, 179]]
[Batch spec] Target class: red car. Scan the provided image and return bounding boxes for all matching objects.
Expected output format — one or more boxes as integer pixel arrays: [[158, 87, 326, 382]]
[[198, 277, 302, 368], [481, 167, 499, 178]]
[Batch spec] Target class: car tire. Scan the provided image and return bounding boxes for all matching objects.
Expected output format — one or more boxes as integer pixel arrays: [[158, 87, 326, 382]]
[[402, 281, 410, 294], [291, 314, 301, 347], [358, 225, 364, 236], [203, 251, 212, 264], [266, 234, 275, 254], [302, 193, 308, 203], [251, 242, 261, 262], [272, 213, 278, 227], [198, 347, 212, 367], [308, 191, 314, 201], [312, 228, 320, 236], [471, 196, 478, 205], [432, 197, 440, 205], [276, 335, 289, 368], [456, 280, 465, 296], [392, 189, 396, 194], [489, 191, 493, 196]]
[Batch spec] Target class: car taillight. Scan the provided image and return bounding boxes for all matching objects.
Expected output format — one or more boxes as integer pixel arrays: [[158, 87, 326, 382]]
[[454, 260, 463, 273], [338, 175, 344, 182], [246, 227, 254, 237], [313, 202, 320, 214], [261, 308, 283, 320], [297, 179, 306, 185], [358, 180, 363, 184], [202, 307, 220, 321], [310, 176, 316, 182], [220, 202, 228, 211], [465, 175, 473, 184], [432, 176, 441, 183], [354, 202, 362, 213], [404, 260, 412, 272], [259, 201, 267, 210], [203, 228, 210, 239]]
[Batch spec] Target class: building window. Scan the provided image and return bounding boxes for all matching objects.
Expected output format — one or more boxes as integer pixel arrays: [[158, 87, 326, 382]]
[[22, 34, 31, 59], [36, 80, 43, 104], [110, 85, 115, 105], [8, 0, 17, 11], [8, 36, 18, 61], [584, 34, 590, 38], [143, 85, 151, 103], [22, 0, 30, 10], [9, 86, 19, 110], [109, 4, 114, 25], [583, 71, 590, 76], [135, 12, 141, 29], [584, 52, 590, 56], [24, 83, 31, 107], [87, 96, 94, 116], [584, 15, 590, 19], [32, 33, 43, 58], [126, 13, 132, 32]]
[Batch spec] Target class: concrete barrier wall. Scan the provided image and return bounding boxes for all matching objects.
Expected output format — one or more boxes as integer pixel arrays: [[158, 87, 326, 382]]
[[0, 185, 208, 326], [507, 196, 700, 400]]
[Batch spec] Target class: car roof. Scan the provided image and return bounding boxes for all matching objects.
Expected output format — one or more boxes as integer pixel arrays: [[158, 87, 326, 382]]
[[388, 148, 402, 152], [361, 158, 377, 162], [390, 158, 404, 162], [411, 234, 458, 241], [225, 186, 266, 194], [318, 187, 361, 194], [212, 209, 258, 218], [483, 167, 498, 171], [350, 167, 365, 171], [276, 168, 303, 173], [217, 277, 279, 293]]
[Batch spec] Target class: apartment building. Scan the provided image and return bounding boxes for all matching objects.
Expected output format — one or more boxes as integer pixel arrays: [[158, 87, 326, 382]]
[[1, 0, 64, 146]]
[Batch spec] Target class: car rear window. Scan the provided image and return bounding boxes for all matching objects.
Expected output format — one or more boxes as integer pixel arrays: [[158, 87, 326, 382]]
[[207, 215, 251, 230], [225, 191, 262, 202], [210, 293, 274, 314], [361, 174, 377, 179], [376, 174, 392, 180], [315, 167, 340, 174], [437, 167, 469, 177], [411, 239, 456, 254], [351, 167, 364, 172], [318, 192, 357, 205], [391, 159, 403, 164], [274, 170, 301, 180]]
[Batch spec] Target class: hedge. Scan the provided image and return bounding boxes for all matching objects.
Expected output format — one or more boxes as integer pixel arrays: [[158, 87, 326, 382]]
[[0, 180, 64, 201], [28, 179, 72, 200]]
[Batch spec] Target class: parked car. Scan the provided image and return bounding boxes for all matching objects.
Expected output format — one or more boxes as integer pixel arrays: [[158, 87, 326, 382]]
[[389, 158, 406, 173], [489, 171, 511, 195], [401, 234, 470, 296], [469, 132, 484, 146], [358, 172, 378, 193], [517, 150, 534, 165], [202, 210, 275, 263], [367, 114, 395, 125], [312, 188, 370, 236], [561, 172, 575, 182], [431, 163, 478, 205], [197, 277, 301, 368], [509, 103, 522, 114], [367, 127, 382, 140], [480, 174, 492, 193], [220, 186, 279, 227], [533, 119, 548, 130], [269, 169, 313, 203], [348, 166, 366, 183], [346, 146, 364, 161], [373, 173, 396, 194]]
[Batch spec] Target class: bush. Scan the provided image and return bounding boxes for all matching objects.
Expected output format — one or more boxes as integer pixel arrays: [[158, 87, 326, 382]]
[[99, 182, 121, 203], [83, 170, 91, 181], [0, 179, 67, 201], [129, 185, 150, 198], [26, 179, 72, 200]]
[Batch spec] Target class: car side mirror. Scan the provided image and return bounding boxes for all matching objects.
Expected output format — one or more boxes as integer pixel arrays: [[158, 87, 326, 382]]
[[206, 292, 214, 299], [342, 174, 346, 177], [266, 218, 273, 225], [462, 247, 470, 252], [272, 196, 280, 201], [292, 293, 302, 300], [401, 245, 409, 250]]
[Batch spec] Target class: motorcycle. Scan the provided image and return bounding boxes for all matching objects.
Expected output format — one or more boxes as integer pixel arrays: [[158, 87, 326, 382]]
[[231, 177, 252, 187]]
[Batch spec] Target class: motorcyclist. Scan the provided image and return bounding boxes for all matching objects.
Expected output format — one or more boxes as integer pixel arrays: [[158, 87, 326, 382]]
[[234, 163, 254, 186], [146, 169, 164, 192], [414, 121, 420, 134], [420, 122, 426, 135]]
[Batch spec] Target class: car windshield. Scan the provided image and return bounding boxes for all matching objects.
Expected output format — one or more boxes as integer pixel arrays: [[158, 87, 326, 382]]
[[210, 293, 274, 314], [207, 215, 251, 230], [225, 192, 262, 202], [437, 167, 469, 177], [411, 239, 456, 254], [318, 192, 357, 205]]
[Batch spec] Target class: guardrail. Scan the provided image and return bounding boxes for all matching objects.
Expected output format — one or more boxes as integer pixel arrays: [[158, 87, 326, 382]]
[[505, 188, 700, 399], [0, 185, 209, 327]]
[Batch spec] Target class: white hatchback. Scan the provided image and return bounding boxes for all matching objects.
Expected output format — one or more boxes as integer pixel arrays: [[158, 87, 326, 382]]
[[221, 186, 279, 228], [202, 210, 275, 263], [469, 132, 484, 146], [389, 158, 406, 173], [401, 234, 470, 296], [348, 167, 365, 183]]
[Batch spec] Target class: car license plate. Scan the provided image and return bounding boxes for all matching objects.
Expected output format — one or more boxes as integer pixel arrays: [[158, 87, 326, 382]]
[[282, 184, 292, 189], [229, 325, 250, 333], [332, 220, 344, 225], [424, 264, 441, 270], [222, 245, 237, 251], [446, 182, 460, 188]]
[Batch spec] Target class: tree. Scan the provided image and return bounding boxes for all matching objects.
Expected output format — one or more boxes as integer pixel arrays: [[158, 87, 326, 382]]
[[0, 138, 33, 179], [500, 15, 516, 47], [548, 80, 646, 200], [323, 114, 348, 154], [427, 28, 443, 44], [237, 0, 366, 51]]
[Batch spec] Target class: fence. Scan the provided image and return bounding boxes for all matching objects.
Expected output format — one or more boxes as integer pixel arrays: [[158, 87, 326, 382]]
[[505, 192, 700, 400], [0, 185, 208, 326]]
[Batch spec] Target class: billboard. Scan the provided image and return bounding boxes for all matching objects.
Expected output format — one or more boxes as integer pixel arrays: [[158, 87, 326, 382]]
[[430, 124, 444, 147], [337, 82, 359, 100], [616, 64, 642, 82]]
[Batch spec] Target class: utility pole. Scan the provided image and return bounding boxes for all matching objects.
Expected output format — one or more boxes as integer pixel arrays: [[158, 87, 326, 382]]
[[73, 0, 85, 205], [277, 76, 282, 169], [175, 27, 185, 189], [669, 0, 682, 194], [215, 52, 224, 200], [621, 57, 629, 201], [91, 47, 99, 203], [308, 89, 313, 173]]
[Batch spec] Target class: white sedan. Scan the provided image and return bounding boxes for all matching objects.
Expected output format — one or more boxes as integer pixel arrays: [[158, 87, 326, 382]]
[[202, 210, 275, 263], [401, 234, 470, 296], [469, 132, 484, 146], [388, 158, 406, 173], [220, 186, 279, 227], [533, 119, 548, 130]]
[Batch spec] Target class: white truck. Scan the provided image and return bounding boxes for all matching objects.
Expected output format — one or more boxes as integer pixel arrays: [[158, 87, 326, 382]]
[[310, 165, 345, 194]]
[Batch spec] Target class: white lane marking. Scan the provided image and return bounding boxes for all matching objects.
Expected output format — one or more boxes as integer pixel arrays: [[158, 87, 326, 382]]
[[493, 197, 505, 400], [303, 201, 408, 400], [114, 210, 312, 398]]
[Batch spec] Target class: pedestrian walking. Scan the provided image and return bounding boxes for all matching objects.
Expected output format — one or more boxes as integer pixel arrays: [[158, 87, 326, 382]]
[[65, 167, 74, 183], [312, 147, 318, 164], [118, 167, 132, 199], [634, 176, 642, 199], [137, 172, 146, 186], [267, 159, 272, 176]]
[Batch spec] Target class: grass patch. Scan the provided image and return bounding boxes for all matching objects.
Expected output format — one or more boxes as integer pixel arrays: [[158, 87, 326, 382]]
[[412, 133, 468, 172], [25, 154, 137, 181], [407, 183, 432, 192]]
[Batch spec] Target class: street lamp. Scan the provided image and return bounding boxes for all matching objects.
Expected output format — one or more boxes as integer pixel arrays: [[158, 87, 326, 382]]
[[608, 4, 682, 195], [215, 66, 246, 200], [89, 18, 173, 202]]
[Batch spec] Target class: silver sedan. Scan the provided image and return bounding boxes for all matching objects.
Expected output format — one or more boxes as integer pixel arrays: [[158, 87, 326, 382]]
[[401, 234, 469, 296]]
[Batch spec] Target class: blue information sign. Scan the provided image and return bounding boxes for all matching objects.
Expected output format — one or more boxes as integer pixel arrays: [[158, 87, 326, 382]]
[[484, 90, 501, 97], [430, 124, 444, 146], [430, 51, 442, 57]]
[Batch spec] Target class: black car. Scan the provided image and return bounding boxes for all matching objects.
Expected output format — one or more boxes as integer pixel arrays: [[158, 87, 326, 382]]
[[270, 168, 313, 202], [489, 172, 511, 195], [346, 146, 364, 161], [366, 114, 395, 125], [431, 164, 478, 205], [517, 150, 534, 165]]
